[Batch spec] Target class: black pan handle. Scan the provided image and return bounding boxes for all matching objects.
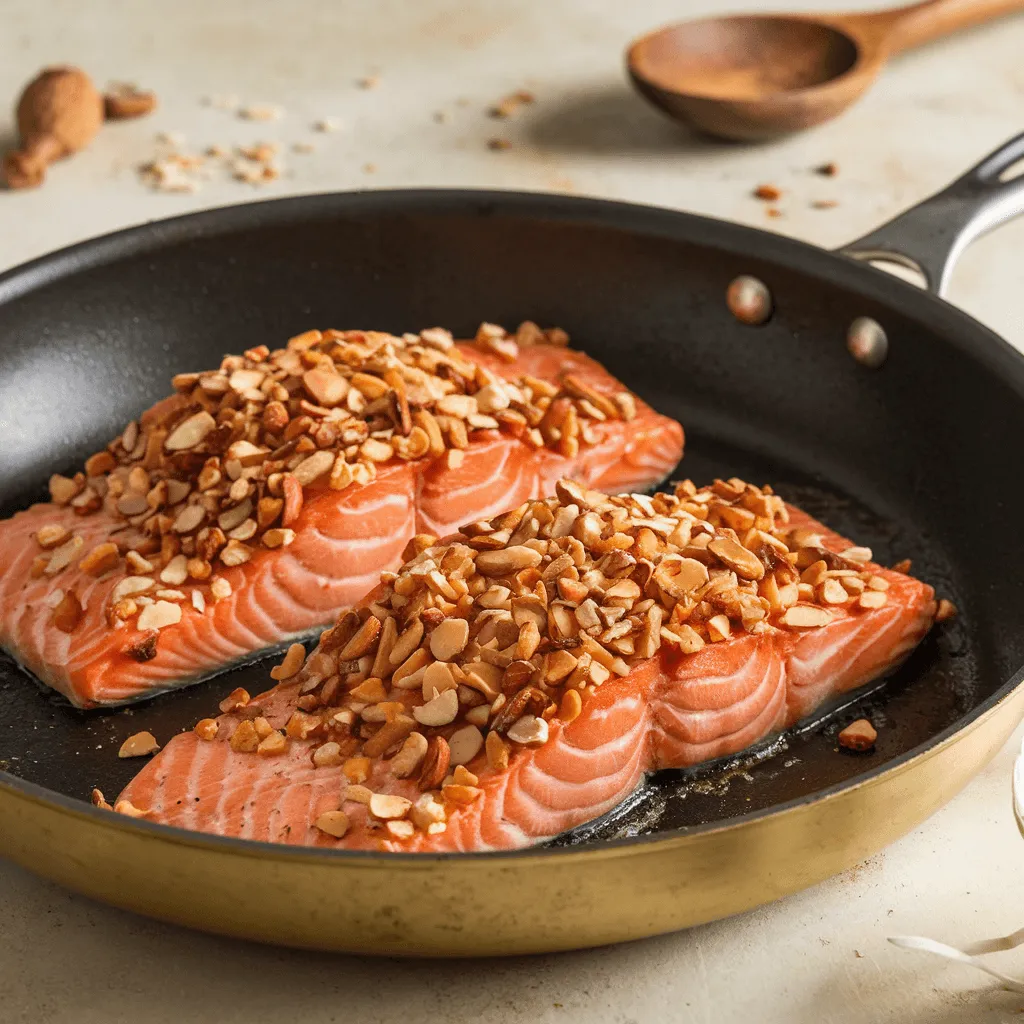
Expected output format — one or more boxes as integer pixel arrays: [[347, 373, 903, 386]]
[[838, 132, 1024, 297]]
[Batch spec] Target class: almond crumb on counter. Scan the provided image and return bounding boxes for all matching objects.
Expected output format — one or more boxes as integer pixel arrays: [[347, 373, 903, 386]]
[[838, 718, 877, 752], [487, 137, 512, 151], [815, 162, 839, 176], [104, 84, 157, 120], [119, 730, 161, 758], [935, 598, 958, 622], [488, 89, 535, 118], [754, 184, 781, 201]]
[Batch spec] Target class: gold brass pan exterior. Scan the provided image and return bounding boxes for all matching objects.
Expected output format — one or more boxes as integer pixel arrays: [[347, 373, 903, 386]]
[[2, 679, 1023, 956]]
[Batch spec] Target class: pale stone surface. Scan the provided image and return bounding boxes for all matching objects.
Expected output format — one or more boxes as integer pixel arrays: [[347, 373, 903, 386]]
[[3, 0, 1024, 1020]]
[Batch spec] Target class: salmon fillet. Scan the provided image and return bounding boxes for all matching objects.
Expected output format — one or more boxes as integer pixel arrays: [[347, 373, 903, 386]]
[[0, 324, 683, 708], [115, 477, 938, 851]]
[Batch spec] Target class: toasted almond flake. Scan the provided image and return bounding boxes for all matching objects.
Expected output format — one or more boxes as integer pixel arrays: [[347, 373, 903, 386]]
[[137, 600, 182, 631], [344, 784, 373, 805], [220, 540, 252, 566], [842, 546, 872, 564], [165, 411, 216, 451], [194, 718, 219, 740], [173, 504, 206, 533], [476, 545, 543, 575], [413, 687, 459, 727], [448, 724, 484, 765], [155, 589, 186, 601], [210, 576, 232, 601], [315, 810, 350, 837], [422, 660, 458, 701], [191, 590, 206, 613], [44, 535, 84, 575], [369, 793, 412, 820], [262, 527, 296, 548], [36, 524, 71, 549], [838, 718, 877, 751], [390, 731, 429, 777], [429, 617, 469, 661], [779, 604, 832, 629], [270, 642, 306, 680], [858, 590, 888, 609], [559, 688, 583, 723], [160, 553, 189, 585], [935, 598, 957, 622], [386, 819, 415, 839], [506, 714, 549, 745], [343, 758, 371, 784], [118, 731, 160, 758], [114, 799, 149, 818], [126, 551, 154, 574], [49, 474, 81, 505]]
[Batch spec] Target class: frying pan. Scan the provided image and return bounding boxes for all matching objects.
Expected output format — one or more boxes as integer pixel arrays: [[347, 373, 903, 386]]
[[2, 134, 1024, 956]]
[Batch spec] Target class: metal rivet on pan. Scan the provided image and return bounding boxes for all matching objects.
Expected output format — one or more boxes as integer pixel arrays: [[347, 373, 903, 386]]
[[726, 275, 773, 326], [847, 317, 888, 369]]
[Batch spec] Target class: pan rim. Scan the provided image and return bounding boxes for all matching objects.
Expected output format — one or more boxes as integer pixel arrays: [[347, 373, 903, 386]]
[[2, 186, 1023, 864]]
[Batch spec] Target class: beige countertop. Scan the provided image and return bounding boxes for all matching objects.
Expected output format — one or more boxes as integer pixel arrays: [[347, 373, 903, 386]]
[[3, 1, 1024, 1020]]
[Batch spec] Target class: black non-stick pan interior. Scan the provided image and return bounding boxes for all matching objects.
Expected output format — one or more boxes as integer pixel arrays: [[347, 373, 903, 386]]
[[0, 191, 1020, 843]]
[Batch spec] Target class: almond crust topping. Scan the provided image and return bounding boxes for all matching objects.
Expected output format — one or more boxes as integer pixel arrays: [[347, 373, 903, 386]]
[[39, 322, 638, 641], [177, 475, 940, 844]]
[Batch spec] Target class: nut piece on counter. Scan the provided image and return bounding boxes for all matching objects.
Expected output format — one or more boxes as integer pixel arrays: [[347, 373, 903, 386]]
[[838, 718, 878, 752], [2, 67, 104, 189], [104, 84, 158, 120]]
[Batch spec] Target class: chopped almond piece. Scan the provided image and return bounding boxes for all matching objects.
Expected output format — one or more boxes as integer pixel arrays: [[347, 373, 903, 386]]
[[838, 718, 877, 751]]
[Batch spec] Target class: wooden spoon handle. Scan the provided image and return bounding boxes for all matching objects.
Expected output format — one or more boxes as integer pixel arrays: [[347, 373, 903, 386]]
[[877, 0, 1024, 54]]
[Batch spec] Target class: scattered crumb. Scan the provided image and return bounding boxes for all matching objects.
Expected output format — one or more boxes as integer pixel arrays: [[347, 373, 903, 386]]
[[487, 137, 512, 151], [433, 110, 450, 124], [812, 199, 839, 209], [816, 162, 839, 177], [292, 141, 316, 154], [838, 718, 877, 752], [205, 144, 227, 158], [855, 950, 864, 958], [139, 159, 200, 193], [488, 89, 535, 119], [766, 207, 782, 218], [935, 598, 958, 622], [156, 130, 186, 147], [238, 103, 283, 122], [357, 75, 379, 90], [362, 162, 377, 173], [238, 141, 279, 162], [754, 184, 781, 201], [313, 117, 341, 133]]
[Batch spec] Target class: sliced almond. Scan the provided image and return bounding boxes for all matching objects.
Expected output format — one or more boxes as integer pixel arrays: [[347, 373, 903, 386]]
[[118, 731, 160, 758], [448, 724, 484, 765], [428, 617, 469, 661], [369, 793, 412, 820], [137, 600, 182, 631], [165, 411, 216, 451], [315, 810, 351, 838], [779, 605, 832, 629], [413, 688, 459, 727]]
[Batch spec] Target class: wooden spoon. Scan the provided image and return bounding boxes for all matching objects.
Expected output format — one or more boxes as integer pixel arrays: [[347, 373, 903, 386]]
[[627, 0, 1024, 141]]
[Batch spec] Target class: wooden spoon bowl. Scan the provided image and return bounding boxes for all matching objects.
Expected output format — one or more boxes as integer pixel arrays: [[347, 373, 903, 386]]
[[628, 0, 1024, 142]]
